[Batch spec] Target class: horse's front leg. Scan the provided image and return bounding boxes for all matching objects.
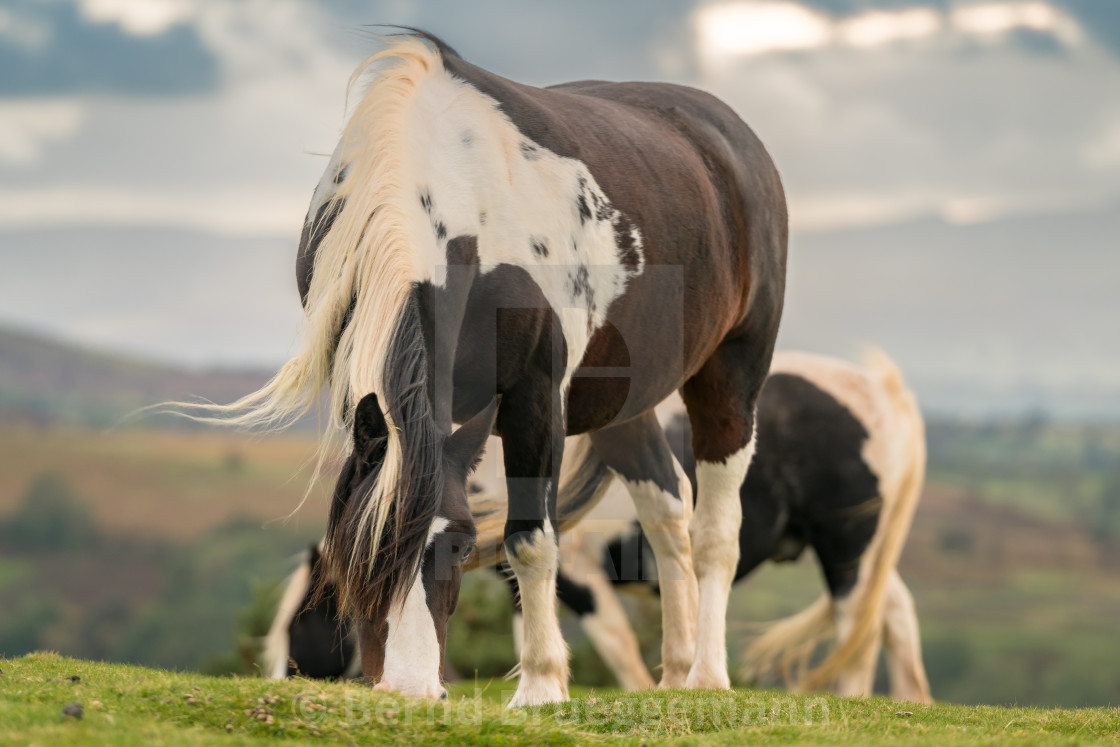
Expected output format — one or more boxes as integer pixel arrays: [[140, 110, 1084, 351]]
[[500, 379, 569, 707]]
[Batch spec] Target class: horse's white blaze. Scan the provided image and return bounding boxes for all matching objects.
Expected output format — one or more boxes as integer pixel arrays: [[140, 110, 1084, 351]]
[[612, 463, 698, 689], [687, 436, 755, 690], [377, 518, 449, 698], [506, 523, 569, 707]]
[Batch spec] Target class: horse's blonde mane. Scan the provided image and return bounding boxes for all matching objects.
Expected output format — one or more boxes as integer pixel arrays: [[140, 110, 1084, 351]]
[[167, 38, 445, 595]]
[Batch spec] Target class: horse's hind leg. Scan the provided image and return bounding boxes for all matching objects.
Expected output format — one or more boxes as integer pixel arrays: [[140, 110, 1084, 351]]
[[831, 593, 882, 697], [590, 412, 698, 688], [883, 570, 933, 703], [681, 335, 773, 689], [557, 533, 656, 691]]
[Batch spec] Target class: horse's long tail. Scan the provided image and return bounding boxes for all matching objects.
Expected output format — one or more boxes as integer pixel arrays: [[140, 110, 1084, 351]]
[[744, 349, 926, 693], [468, 435, 612, 568]]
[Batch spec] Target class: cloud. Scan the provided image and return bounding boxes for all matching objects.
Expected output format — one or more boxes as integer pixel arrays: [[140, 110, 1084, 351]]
[[3, 0, 1117, 240], [1084, 120, 1120, 170], [78, 0, 196, 36], [0, 5, 51, 50], [694, 0, 1083, 65], [0, 0, 218, 96], [0, 100, 85, 165], [950, 2, 1080, 43], [0, 0, 364, 233], [839, 8, 942, 48], [695, 2, 832, 62], [0, 185, 306, 237], [691, 1, 1120, 232], [0, 0, 697, 235], [1051, 0, 1120, 56]]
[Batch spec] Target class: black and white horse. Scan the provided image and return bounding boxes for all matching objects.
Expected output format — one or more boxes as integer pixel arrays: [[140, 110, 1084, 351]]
[[202, 30, 786, 704], [500, 350, 932, 702], [264, 351, 930, 703], [263, 544, 361, 681]]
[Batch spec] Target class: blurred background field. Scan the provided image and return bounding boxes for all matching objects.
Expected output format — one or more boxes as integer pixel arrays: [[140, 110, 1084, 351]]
[[3, 325, 1120, 709]]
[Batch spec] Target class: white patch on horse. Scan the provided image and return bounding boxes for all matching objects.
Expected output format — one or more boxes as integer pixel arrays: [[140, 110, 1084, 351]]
[[506, 523, 569, 707], [511, 611, 525, 656], [399, 64, 646, 395], [376, 517, 450, 698], [687, 435, 756, 690]]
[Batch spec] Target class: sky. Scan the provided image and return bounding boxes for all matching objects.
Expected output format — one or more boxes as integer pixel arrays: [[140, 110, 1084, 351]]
[[1, 0, 1118, 416]]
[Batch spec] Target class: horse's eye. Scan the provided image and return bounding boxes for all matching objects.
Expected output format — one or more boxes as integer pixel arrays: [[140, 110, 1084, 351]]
[[457, 540, 476, 563]]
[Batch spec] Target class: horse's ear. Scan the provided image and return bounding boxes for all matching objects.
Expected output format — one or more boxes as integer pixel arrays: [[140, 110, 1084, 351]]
[[445, 395, 501, 476], [353, 392, 388, 454]]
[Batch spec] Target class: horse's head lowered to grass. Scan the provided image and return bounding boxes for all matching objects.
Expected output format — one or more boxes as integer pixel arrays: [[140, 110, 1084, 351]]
[[326, 391, 497, 698]]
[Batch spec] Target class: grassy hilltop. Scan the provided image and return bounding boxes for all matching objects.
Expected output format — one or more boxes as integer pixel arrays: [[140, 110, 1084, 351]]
[[3, 653, 1120, 746]]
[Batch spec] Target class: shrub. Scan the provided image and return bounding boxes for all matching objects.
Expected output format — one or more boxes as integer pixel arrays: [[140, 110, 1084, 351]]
[[2, 472, 100, 551]]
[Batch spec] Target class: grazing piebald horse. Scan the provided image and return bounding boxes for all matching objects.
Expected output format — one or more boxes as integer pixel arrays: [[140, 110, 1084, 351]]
[[502, 351, 933, 702], [262, 544, 361, 681], [217, 30, 786, 704], [265, 351, 930, 705]]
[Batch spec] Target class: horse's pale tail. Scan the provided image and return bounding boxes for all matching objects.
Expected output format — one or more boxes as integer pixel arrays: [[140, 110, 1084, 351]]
[[744, 349, 926, 694], [741, 595, 834, 687]]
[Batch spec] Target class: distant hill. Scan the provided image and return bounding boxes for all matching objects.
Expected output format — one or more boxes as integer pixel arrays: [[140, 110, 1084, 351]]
[[0, 325, 274, 429], [776, 203, 1120, 420], [5, 210, 1120, 420]]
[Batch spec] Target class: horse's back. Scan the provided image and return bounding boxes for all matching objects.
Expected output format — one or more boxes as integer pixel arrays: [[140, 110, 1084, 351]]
[[439, 47, 787, 427], [443, 53, 785, 270]]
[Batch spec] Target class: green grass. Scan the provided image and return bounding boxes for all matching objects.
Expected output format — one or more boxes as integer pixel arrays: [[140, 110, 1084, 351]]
[[3, 654, 1119, 745]]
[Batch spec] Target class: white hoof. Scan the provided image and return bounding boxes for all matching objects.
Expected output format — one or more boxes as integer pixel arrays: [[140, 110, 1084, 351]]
[[507, 675, 569, 708], [685, 664, 732, 691], [658, 668, 691, 690]]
